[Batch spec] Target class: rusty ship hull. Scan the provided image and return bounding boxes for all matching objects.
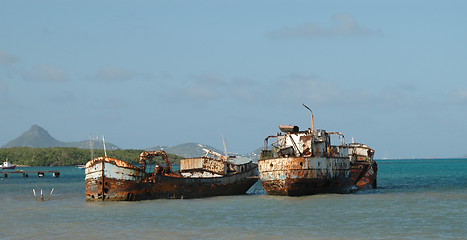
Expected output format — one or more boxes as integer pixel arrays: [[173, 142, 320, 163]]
[[85, 157, 146, 201], [348, 143, 378, 190], [350, 160, 378, 189], [257, 104, 377, 196], [144, 168, 258, 199], [85, 154, 258, 201], [258, 157, 355, 196]]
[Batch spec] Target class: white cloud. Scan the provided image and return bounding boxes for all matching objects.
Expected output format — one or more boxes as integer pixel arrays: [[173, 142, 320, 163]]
[[332, 13, 378, 36], [268, 13, 381, 39], [0, 50, 18, 64], [0, 80, 7, 94], [181, 85, 223, 102], [228, 78, 260, 103], [448, 89, 467, 104], [377, 84, 419, 111], [21, 64, 68, 82], [48, 90, 76, 103], [191, 73, 227, 87], [96, 67, 135, 82], [0, 80, 13, 108], [269, 74, 341, 104], [162, 73, 226, 104], [141, 71, 174, 81], [158, 72, 416, 111], [255, 74, 422, 112], [161, 73, 352, 107]]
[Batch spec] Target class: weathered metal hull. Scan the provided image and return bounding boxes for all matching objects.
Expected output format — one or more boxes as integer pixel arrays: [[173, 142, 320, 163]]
[[85, 157, 258, 201], [145, 168, 258, 199], [258, 157, 355, 196], [85, 158, 146, 201], [350, 160, 378, 190]]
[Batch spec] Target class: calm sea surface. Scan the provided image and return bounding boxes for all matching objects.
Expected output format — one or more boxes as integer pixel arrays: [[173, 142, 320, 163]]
[[1, 159, 466, 239]]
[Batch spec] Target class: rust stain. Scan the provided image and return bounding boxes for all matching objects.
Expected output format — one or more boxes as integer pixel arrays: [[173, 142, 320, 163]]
[[85, 156, 139, 170], [258, 105, 377, 196], [85, 150, 258, 201], [180, 157, 227, 175]]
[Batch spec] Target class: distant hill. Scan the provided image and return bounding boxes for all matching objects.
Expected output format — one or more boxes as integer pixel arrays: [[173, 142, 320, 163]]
[[2, 125, 262, 159], [147, 143, 261, 161], [2, 125, 119, 150], [148, 143, 225, 158], [245, 147, 262, 160], [63, 139, 119, 150]]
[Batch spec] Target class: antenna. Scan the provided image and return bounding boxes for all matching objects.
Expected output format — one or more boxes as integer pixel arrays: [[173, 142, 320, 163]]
[[102, 136, 107, 157], [222, 133, 228, 158], [302, 104, 314, 132]]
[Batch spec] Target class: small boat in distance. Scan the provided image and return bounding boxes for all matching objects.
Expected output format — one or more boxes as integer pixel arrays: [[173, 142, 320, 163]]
[[85, 150, 258, 201], [1, 161, 17, 170], [76, 165, 86, 169]]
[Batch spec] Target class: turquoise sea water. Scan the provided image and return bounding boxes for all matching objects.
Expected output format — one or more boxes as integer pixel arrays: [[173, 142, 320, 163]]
[[1, 159, 466, 239]]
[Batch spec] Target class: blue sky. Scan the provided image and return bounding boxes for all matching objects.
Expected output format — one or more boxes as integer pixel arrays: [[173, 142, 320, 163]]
[[1, 1, 467, 158]]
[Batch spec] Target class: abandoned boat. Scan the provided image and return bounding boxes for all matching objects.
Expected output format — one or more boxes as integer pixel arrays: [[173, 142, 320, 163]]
[[85, 156, 146, 201], [85, 150, 258, 201], [257, 104, 377, 196], [348, 142, 377, 189]]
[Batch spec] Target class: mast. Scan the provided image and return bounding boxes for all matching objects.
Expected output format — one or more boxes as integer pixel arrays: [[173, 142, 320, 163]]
[[102, 136, 107, 158], [302, 104, 314, 132], [222, 133, 228, 158], [89, 134, 94, 160]]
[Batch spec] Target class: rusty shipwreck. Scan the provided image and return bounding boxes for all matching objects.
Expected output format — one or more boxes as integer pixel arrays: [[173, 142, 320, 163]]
[[348, 142, 377, 189], [257, 104, 377, 196], [85, 150, 258, 201]]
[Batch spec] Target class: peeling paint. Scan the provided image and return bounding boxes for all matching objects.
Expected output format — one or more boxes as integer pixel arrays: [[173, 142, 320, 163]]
[[85, 151, 258, 201], [258, 106, 377, 196]]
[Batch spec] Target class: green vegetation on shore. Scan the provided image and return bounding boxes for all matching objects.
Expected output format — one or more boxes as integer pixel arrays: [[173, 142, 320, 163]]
[[0, 147, 182, 166]]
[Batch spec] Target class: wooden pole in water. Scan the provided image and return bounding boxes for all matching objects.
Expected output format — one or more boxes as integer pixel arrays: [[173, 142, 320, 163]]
[[48, 188, 54, 200], [33, 189, 37, 200]]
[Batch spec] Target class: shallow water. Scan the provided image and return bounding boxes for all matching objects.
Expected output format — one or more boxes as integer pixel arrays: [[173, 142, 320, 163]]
[[1, 159, 466, 239]]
